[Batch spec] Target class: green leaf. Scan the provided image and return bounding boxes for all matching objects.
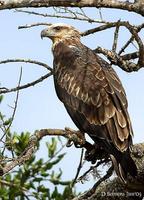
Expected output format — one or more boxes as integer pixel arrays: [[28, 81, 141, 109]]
[[3, 118, 12, 126], [0, 95, 4, 103], [51, 187, 59, 198], [38, 185, 49, 193], [58, 153, 66, 160], [46, 137, 57, 158], [33, 177, 43, 182]]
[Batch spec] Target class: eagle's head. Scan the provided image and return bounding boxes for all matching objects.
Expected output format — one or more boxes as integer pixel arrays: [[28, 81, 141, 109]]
[[41, 23, 81, 44]]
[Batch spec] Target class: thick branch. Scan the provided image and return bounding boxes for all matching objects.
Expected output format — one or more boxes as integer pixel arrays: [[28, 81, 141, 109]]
[[0, 0, 144, 16], [94, 47, 142, 72]]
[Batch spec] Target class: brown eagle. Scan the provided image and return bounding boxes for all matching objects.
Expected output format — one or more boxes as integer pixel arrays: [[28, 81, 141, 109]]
[[41, 23, 137, 182]]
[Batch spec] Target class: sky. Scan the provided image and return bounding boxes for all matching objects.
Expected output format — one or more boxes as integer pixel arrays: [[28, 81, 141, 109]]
[[0, 7, 144, 193]]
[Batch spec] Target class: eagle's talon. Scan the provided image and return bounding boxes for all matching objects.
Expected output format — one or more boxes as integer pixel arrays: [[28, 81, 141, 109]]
[[66, 140, 74, 147]]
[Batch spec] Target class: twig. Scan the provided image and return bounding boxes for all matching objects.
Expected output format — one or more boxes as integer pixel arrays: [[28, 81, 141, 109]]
[[0, 59, 52, 71], [98, 8, 103, 21], [112, 20, 120, 52], [119, 35, 135, 55], [1, 68, 22, 156], [77, 158, 110, 184], [18, 22, 52, 29], [118, 23, 144, 55], [71, 148, 84, 187], [7, 67, 22, 131], [77, 166, 114, 200], [16, 9, 106, 24], [0, 72, 52, 94]]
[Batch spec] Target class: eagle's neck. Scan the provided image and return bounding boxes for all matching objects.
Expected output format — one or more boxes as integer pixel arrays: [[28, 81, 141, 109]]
[[52, 37, 81, 51]]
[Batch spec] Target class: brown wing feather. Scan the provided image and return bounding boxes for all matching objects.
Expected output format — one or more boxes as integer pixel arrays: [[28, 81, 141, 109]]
[[53, 41, 132, 152]]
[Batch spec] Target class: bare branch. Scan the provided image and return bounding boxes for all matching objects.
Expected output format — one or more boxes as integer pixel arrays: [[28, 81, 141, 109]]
[[0, 59, 52, 71], [1, 68, 22, 157], [0, 72, 52, 94], [86, 21, 144, 72], [77, 158, 110, 184], [81, 22, 117, 36], [95, 47, 140, 72], [18, 22, 52, 29], [118, 23, 144, 55], [16, 9, 106, 24], [71, 148, 84, 187], [112, 20, 120, 52], [81, 21, 144, 37], [0, 0, 144, 17], [6, 68, 22, 131], [0, 59, 53, 94], [121, 52, 139, 61]]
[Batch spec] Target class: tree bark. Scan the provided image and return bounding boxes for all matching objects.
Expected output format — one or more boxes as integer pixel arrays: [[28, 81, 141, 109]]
[[0, 0, 144, 16]]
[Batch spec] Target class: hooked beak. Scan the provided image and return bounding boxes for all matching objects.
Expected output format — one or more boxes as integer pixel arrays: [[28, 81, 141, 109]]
[[41, 28, 48, 39]]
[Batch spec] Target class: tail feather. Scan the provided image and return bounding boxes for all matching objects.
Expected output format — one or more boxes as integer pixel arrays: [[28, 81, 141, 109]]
[[91, 137, 137, 183], [110, 150, 137, 183]]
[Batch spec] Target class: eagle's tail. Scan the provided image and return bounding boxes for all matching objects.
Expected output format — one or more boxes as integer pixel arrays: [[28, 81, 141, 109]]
[[110, 149, 137, 183]]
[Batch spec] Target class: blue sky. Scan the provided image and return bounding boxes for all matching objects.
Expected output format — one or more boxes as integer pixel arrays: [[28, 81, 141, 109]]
[[0, 8, 144, 192]]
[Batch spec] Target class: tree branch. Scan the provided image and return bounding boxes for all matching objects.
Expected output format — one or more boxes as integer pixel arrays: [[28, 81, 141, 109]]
[[18, 22, 52, 29], [16, 9, 106, 24], [0, 0, 144, 16], [0, 72, 52, 94], [0, 59, 53, 94], [0, 59, 52, 71], [0, 128, 85, 175]]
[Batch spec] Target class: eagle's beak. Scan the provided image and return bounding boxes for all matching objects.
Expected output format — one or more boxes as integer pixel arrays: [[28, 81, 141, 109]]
[[41, 28, 48, 39]]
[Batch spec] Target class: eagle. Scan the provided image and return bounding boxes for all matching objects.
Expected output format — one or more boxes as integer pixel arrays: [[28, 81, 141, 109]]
[[41, 23, 137, 182]]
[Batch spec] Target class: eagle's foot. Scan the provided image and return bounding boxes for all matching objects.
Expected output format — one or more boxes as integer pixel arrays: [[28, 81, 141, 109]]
[[85, 144, 108, 164], [65, 127, 85, 148]]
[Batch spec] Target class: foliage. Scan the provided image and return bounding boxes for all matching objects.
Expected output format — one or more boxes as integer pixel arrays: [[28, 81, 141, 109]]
[[0, 95, 75, 200]]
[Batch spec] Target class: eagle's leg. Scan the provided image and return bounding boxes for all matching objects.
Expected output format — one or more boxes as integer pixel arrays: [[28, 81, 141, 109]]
[[65, 128, 86, 148], [65, 128, 109, 164]]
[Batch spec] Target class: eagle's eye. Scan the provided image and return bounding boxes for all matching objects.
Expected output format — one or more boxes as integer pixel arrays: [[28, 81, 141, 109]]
[[54, 26, 62, 31]]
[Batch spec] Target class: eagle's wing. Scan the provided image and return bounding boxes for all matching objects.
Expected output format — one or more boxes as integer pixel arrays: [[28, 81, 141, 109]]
[[53, 43, 132, 152]]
